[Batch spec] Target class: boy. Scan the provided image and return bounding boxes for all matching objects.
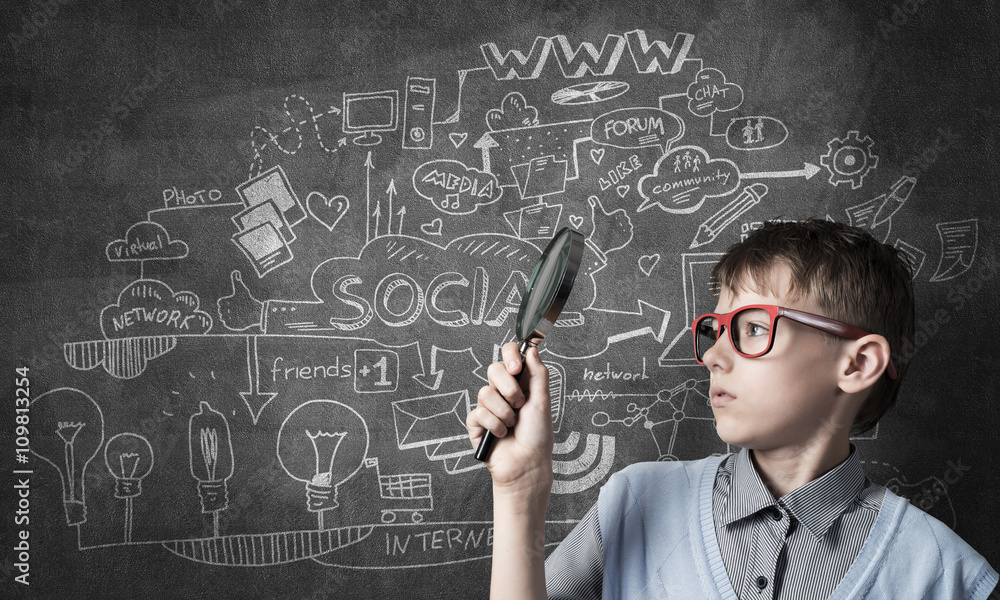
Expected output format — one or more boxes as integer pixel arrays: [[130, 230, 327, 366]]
[[467, 219, 998, 599]]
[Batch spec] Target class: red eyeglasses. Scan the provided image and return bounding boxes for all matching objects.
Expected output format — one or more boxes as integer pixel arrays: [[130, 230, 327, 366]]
[[692, 304, 898, 379]]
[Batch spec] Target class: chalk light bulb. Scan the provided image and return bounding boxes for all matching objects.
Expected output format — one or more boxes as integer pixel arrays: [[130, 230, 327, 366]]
[[277, 400, 369, 527], [104, 432, 154, 543], [188, 401, 235, 515], [31, 388, 105, 526], [105, 432, 155, 497]]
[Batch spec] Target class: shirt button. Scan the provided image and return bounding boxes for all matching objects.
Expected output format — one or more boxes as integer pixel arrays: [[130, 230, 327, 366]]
[[756, 575, 768, 589], [769, 507, 782, 521]]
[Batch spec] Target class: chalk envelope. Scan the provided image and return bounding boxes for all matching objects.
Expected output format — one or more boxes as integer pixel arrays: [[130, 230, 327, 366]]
[[425, 437, 474, 461], [442, 452, 485, 474], [392, 390, 470, 450]]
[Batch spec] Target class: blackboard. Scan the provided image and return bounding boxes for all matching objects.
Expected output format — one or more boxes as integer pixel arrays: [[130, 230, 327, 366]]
[[2, 0, 997, 597]]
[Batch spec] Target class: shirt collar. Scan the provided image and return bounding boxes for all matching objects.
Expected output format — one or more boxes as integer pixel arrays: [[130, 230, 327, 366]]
[[719, 443, 868, 542]]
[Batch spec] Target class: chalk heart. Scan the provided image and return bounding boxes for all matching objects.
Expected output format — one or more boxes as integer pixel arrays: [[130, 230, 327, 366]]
[[638, 254, 660, 277], [421, 218, 443, 236], [307, 191, 349, 232], [590, 148, 606, 165], [449, 132, 469, 148], [616, 185, 630, 198], [569, 215, 584, 229]]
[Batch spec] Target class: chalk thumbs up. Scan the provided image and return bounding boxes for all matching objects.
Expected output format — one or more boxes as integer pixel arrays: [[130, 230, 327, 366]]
[[217, 270, 264, 331], [586, 195, 634, 255]]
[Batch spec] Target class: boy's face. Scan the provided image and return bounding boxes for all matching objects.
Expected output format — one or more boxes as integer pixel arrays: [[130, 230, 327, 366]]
[[702, 264, 850, 452]]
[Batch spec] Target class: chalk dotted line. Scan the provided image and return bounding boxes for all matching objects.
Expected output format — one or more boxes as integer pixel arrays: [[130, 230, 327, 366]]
[[250, 95, 342, 175]]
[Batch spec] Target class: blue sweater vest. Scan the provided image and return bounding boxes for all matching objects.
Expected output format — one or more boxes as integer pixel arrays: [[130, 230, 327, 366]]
[[596, 454, 998, 599]]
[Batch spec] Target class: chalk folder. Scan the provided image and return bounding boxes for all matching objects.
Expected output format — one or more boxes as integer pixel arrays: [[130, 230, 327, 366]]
[[511, 155, 568, 199], [392, 390, 470, 450]]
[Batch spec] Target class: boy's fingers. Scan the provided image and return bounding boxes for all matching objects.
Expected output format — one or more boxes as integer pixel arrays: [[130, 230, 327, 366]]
[[486, 362, 525, 408], [468, 405, 507, 438], [477, 387, 517, 428], [465, 410, 483, 439]]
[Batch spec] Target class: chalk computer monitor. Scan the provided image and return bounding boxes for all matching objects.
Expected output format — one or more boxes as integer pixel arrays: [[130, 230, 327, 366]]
[[342, 90, 399, 146]]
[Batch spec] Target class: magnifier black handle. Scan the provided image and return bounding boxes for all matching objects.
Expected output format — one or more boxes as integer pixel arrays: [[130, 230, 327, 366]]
[[474, 343, 530, 462]]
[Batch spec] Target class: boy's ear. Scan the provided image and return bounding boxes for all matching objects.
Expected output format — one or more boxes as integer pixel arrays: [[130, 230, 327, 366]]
[[839, 334, 893, 394]]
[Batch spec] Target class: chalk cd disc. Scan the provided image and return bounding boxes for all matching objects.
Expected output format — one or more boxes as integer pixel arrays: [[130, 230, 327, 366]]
[[551, 81, 630, 105]]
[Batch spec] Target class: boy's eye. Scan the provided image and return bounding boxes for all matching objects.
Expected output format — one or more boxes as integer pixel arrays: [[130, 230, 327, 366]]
[[734, 308, 771, 339]]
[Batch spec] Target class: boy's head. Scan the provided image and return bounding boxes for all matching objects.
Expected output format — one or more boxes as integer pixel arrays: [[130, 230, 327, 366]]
[[708, 219, 915, 437]]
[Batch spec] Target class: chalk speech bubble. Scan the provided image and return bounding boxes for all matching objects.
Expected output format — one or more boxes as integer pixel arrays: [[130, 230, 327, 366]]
[[687, 68, 743, 118], [637, 145, 740, 214], [590, 107, 684, 154], [725, 116, 788, 151], [412, 159, 503, 215]]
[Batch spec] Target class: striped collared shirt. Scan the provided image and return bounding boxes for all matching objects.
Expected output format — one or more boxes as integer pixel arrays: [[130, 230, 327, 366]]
[[545, 443, 884, 600]]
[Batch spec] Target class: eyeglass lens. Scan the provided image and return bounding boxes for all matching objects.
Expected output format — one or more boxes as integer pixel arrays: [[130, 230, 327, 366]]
[[695, 308, 774, 361]]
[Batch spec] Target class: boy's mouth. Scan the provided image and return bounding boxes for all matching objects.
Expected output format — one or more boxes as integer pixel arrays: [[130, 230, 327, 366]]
[[710, 387, 735, 407]]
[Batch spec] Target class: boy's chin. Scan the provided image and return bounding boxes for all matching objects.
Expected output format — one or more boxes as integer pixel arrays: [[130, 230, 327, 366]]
[[713, 419, 761, 449], [713, 421, 742, 446]]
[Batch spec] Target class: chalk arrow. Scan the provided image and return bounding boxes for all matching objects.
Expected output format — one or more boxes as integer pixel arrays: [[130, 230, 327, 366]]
[[372, 201, 382, 240], [413, 346, 487, 390], [605, 300, 672, 345], [385, 179, 397, 237], [546, 301, 671, 361], [413, 367, 444, 390], [239, 336, 277, 425], [408, 342, 440, 390], [365, 151, 375, 244], [396, 205, 406, 235], [742, 162, 820, 180]]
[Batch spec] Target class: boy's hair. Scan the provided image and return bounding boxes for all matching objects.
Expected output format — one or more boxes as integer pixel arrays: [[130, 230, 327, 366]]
[[710, 219, 916, 435]]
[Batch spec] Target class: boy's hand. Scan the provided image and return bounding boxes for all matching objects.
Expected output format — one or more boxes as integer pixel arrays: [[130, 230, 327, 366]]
[[467, 342, 554, 496]]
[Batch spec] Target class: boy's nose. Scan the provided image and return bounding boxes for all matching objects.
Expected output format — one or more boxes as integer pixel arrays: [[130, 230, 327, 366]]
[[701, 326, 733, 370]]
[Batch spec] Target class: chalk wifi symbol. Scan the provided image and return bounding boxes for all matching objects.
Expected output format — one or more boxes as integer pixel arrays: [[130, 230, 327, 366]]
[[550, 433, 616, 494], [552, 432, 599, 474], [548, 361, 566, 434], [552, 431, 581, 455]]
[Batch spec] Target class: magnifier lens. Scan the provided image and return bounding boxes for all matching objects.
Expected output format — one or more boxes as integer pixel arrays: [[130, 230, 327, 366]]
[[516, 231, 572, 341], [477, 227, 582, 463]]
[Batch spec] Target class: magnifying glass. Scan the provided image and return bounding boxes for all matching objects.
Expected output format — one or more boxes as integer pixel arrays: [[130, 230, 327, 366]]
[[474, 226, 585, 462]]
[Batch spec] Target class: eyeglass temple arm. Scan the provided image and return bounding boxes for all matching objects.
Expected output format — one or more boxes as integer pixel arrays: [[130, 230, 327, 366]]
[[778, 307, 898, 380]]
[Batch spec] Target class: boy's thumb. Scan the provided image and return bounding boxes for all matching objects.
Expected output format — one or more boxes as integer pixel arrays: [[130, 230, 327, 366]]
[[523, 347, 551, 413]]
